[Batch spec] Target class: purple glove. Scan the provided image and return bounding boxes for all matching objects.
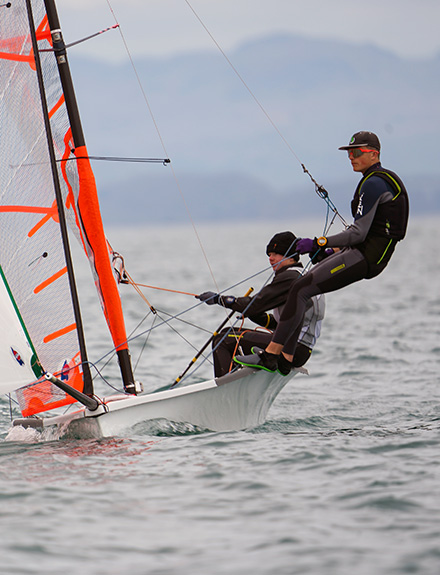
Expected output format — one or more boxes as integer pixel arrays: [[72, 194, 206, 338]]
[[296, 238, 315, 254], [325, 248, 334, 256]]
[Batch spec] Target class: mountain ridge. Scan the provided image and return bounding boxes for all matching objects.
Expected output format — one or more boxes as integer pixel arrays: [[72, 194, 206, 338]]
[[67, 32, 439, 221]]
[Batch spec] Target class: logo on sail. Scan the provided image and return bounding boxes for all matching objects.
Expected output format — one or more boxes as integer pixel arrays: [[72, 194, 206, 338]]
[[11, 347, 25, 366], [61, 360, 70, 381]]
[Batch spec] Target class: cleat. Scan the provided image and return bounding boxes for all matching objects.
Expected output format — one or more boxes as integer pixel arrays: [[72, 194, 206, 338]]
[[233, 350, 278, 372]]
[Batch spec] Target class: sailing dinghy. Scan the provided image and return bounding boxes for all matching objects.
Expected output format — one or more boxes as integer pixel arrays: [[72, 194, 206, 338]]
[[0, 0, 300, 438]]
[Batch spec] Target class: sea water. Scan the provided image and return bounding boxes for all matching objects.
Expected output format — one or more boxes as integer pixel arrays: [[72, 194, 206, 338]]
[[0, 215, 439, 575]]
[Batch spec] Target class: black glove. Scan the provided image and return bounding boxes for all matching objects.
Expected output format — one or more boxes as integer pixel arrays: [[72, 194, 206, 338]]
[[219, 295, 236, 307], [196, 291, 219, 305], [311, 247, 334, 264]]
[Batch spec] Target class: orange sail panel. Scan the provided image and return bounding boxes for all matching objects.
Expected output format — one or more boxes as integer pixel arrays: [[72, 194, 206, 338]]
[[0, 2, 86, 414], [74, 147, 130, 353], [0, 1, 132, 415], [16, 353, 84, 417]]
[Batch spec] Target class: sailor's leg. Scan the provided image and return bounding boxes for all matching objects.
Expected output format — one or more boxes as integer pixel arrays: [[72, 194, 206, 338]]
[[212, 328, 242, 377], [272, 249, 368, 357]]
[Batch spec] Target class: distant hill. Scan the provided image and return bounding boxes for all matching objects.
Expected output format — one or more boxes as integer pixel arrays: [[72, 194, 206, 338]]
[[67, 33, 440, 221], [96, 171, 437, 225]]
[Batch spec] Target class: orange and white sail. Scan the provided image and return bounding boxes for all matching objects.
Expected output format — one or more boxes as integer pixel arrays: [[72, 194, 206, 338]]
[[0, 0, 133, 416]]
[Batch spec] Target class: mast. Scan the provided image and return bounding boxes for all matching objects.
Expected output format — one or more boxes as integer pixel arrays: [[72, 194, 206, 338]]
[[25, 0, 93, 395], [41, 0, 137, 395]]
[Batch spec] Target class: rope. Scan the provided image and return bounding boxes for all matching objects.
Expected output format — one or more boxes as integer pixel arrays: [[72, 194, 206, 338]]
[[104, 0, 223, 294], [60, 3, 348, 387], [184, 0, 346, 226], [89, 251, 316, 387], [91, 262, 273, 371], [124, 270, 156, 313], [131, 281, 197, 297]]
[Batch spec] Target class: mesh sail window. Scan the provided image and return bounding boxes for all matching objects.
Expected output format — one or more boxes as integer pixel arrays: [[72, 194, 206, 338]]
[[0, 1, 132, 415], [0, 3, 83, 414]]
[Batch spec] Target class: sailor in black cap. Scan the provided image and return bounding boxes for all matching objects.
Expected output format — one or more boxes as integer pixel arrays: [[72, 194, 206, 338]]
[[196, 231, 325, 376], [234, 131, 409, 373]]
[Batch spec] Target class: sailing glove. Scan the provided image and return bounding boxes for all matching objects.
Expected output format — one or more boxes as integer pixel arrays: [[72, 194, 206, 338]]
[[197, 291, 219, 305], [296, 237, 328, 255], [311, 247, 334, 264], [296, 238, 316, 254], [196, 292, 237, 307], [219, 295, 236, 307]]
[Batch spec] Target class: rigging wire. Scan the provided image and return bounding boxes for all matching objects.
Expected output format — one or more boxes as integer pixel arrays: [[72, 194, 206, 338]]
[[104, 0, 222, 296], [183, 0, 347, 228], [94, 3, 345, 299], [154, 309, 213, 335], [61, 3, 349, 386], [183, 0, 301, 166], [133, 314, 157, 372], [91, 262, 273, 369], [92, 246, 322, 387], [116, 258, 287, 386]]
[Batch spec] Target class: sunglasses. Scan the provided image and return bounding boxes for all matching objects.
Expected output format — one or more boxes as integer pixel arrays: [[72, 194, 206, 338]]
[[348, 148, 378, 159]]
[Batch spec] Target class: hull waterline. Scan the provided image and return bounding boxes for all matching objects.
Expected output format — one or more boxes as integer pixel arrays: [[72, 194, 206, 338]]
[[13, 368, 302, 437]]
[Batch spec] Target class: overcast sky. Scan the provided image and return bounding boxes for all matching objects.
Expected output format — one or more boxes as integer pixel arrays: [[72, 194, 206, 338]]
[[57, 0, 440, 62]]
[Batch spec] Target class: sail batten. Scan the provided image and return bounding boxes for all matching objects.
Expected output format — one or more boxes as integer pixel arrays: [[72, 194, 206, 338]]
[[42, 0, 136, 390], [0, 1, 85, 412], [0, 0, 135, 415]]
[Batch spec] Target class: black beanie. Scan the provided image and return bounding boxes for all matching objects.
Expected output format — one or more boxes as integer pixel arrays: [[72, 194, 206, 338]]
[[266, 231, 297, 258]]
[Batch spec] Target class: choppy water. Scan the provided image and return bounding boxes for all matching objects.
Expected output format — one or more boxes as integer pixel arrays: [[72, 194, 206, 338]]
[[1, 216, 439, 575]]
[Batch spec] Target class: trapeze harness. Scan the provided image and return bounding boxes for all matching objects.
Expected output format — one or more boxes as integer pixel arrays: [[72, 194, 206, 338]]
[[350, 165, 409, 278]]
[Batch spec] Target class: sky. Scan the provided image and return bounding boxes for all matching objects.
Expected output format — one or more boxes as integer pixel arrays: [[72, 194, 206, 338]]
[[57, 0, 440, 62]]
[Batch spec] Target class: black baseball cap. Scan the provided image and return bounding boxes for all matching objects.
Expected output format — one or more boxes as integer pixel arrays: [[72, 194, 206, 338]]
[[338, 131, 381, 152]]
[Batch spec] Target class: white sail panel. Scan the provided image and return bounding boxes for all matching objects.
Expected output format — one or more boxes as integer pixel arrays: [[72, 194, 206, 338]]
[[0, 268, 38, 394], [0, 1, 84, 413]]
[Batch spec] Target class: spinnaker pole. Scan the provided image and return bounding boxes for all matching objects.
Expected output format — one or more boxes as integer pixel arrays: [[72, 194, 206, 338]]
[[25, 0, 94, 395]]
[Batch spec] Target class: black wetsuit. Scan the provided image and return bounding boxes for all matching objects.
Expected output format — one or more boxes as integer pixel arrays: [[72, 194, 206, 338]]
[[212, 263, 325, 377], [272, 162, 409, 355]]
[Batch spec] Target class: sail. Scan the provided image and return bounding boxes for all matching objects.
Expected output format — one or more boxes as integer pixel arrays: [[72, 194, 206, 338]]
[[0, 0, 133, 415], [0, 1, 84, 414], [0, 266, 41, 393]]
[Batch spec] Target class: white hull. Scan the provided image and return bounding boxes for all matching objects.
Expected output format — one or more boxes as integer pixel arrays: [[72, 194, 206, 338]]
[[14, 367, 300, 438]]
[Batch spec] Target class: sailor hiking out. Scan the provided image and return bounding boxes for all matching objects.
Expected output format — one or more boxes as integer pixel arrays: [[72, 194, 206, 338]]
[[234, 131, 409, 373], [196, 231, 325, 376]]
